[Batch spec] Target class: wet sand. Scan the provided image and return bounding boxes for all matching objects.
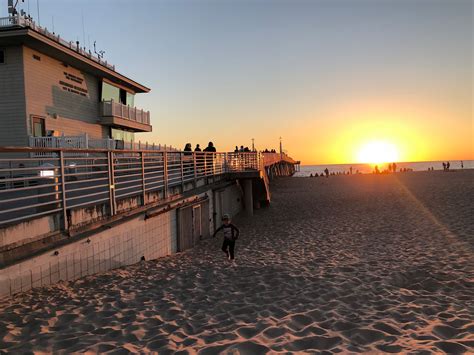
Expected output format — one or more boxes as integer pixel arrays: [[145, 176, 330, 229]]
[[0, 170, 473, 353]]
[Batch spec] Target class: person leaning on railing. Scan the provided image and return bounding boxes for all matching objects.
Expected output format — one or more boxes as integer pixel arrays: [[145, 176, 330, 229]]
[[203, 142, 216, 175]]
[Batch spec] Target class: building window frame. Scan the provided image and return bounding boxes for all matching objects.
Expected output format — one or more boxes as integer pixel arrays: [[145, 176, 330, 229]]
[[31, 115, 46, 137]]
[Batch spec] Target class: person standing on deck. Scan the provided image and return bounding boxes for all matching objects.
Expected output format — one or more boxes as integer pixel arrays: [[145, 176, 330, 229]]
[[213, 214, 240, 264], [324, 168, 329, 178], [203, 142, 216, 175]]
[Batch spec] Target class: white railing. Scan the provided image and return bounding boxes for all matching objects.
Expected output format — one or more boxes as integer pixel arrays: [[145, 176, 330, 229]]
[[29, 135, 178, 154], [0, 15, 115, 71], [101, 100, 151, 125]]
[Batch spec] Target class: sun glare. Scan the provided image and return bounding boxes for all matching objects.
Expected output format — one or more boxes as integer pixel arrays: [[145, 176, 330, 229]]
[[356, 141, 399, 164]]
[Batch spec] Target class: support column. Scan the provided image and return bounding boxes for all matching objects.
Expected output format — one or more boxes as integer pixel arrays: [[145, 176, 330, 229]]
[[243, 179, 253, 216]]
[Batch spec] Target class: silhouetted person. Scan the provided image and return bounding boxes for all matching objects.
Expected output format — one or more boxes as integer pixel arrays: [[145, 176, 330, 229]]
[[234, 146, 239, 153], [194, 144, 201, 152], [310, 173, 313, 177], [392, 163, 397, 173], [374, 165, 380, 174], [350, 166, 353, 175], [183, 143, 193, 173], [461, 161, 464, 169], [203, 142, 216, 174], [324, 168, 329, 178], [183, 143, 192, 155], [446, 161, 450, 171]]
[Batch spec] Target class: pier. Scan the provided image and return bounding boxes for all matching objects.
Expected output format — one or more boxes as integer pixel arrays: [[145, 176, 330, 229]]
[[0, 146, 298, 297]]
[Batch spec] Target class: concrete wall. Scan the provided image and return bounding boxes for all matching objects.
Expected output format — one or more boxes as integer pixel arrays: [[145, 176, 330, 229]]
[[0, 182, 244, 299], [0, 46, 27, 146], [0, 210, 176, 297], [23, 46, 107, 139]]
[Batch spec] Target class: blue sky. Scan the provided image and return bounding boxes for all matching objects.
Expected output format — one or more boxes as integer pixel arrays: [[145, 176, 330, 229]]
[[4, 0, 472, 163]]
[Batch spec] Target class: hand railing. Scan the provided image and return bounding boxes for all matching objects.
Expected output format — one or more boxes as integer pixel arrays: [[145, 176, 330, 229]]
[[101, 100, 151, 125], [0, 148, 264, 231]]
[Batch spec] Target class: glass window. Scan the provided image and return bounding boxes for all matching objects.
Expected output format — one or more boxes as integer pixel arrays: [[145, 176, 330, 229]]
[[126, 92, 135, 107], [101, 81, 120, 102], [0, 49, 4, 64], [32, 117, 45, 137], [111, 128, 135, 142]]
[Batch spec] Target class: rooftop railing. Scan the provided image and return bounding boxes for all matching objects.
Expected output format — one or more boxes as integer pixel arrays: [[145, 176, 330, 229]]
[[0, 147, 261, 232], [0, 14, 115, 71], [101, 100, 151, 125]]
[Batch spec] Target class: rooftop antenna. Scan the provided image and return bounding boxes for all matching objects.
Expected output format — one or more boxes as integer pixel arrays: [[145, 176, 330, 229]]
[[7, 0, 24, 16], [93, 40, 105, 60], [36, 0, 40, 25], [81, 11, 86, 49]]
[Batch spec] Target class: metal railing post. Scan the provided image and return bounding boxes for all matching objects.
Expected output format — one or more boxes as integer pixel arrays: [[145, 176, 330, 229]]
[[180, 152, 185, 193], [163, 151, 169, 199], [59, 150, 68, 231], [193, 152, 197, 188], [141, 151, 147, 205], [108, 151, 116, 216]]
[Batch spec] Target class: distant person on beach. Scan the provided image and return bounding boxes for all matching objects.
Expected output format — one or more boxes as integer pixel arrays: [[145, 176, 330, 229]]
[[350, 166, 353, 175], [461, 161, 464, 169], [393, 163, 397, 173], [213, 214, 240, 264], [324, 168, 329, 178], [447, 161, 450, 171], [374, 165, 380, 174], [442, 162, 446, 171]]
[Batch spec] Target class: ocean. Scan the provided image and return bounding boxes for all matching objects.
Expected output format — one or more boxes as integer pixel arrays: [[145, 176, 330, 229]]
[[294, 160, 474, 177]]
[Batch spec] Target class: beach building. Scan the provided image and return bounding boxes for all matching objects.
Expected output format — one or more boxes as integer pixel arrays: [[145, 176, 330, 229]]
[[0, 13, 151, 150], [0, 11, 299, 299]]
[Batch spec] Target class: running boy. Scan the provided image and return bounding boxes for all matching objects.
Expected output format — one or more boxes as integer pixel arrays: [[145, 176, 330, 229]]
[[213, 214, 240, 262]]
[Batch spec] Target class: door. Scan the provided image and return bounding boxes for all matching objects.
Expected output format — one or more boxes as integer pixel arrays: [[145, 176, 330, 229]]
[[200, 200, 210, 239], [178, 206, 193, 252], [32, 116, 46, 137], [192, 205, 202, 241]]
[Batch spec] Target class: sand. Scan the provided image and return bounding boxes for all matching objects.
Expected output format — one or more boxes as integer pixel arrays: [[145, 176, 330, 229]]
[[0, 170, 473, 353]]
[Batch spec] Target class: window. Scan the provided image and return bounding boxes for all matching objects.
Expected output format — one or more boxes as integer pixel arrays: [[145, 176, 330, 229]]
[[0, 49, 5, 64], [32, 117, 46, 137], [33, 54, 41, 61], [111, 128, 134, 142], [101, 81, 135, 106], [126, 92, 135, 107], [101, 81, 120, 102]]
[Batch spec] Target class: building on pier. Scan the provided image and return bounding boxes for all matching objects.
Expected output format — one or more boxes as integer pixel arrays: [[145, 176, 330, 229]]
[[0, 13, 151, 150]]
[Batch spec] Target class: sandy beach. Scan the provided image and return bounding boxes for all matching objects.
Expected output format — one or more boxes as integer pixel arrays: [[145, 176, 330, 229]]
[[0, 170, 473, 353]]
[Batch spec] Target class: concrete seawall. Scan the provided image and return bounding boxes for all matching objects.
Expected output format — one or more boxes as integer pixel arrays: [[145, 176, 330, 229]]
[[0, 182, 243, 298]]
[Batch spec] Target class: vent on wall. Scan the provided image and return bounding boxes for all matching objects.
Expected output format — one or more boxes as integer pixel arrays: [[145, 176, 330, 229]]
[[33, 54, 41, 61]]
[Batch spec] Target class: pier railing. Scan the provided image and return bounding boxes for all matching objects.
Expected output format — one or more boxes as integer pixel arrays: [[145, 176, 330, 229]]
[[0, 147, 261, 231]]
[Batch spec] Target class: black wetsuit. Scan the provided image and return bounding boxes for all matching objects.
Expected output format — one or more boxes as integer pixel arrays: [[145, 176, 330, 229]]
[[215, 223, 240, 260]]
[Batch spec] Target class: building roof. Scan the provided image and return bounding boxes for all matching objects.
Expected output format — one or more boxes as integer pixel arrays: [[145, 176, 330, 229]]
[[0, 24, 151, 94]]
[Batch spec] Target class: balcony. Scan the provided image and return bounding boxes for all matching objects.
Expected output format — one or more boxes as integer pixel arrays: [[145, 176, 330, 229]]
[[100, 100, 152, 132]]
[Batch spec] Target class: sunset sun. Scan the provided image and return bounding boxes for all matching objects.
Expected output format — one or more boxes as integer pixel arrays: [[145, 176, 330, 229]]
[[356, 141, 400, 164]]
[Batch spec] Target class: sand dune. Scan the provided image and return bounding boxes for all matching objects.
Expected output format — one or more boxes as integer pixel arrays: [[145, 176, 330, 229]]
[[0, 170, 473, 353]]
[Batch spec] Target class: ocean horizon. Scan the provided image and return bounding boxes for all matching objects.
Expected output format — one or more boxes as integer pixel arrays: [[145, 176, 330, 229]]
[[294, 160, 474, 176]]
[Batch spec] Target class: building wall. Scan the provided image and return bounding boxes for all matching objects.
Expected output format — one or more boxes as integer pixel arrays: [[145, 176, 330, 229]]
[[0, 210, 177, 298], [0, 182, 244, 299], [23, 46, 107, 139], [0, 46, 27, 146]]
